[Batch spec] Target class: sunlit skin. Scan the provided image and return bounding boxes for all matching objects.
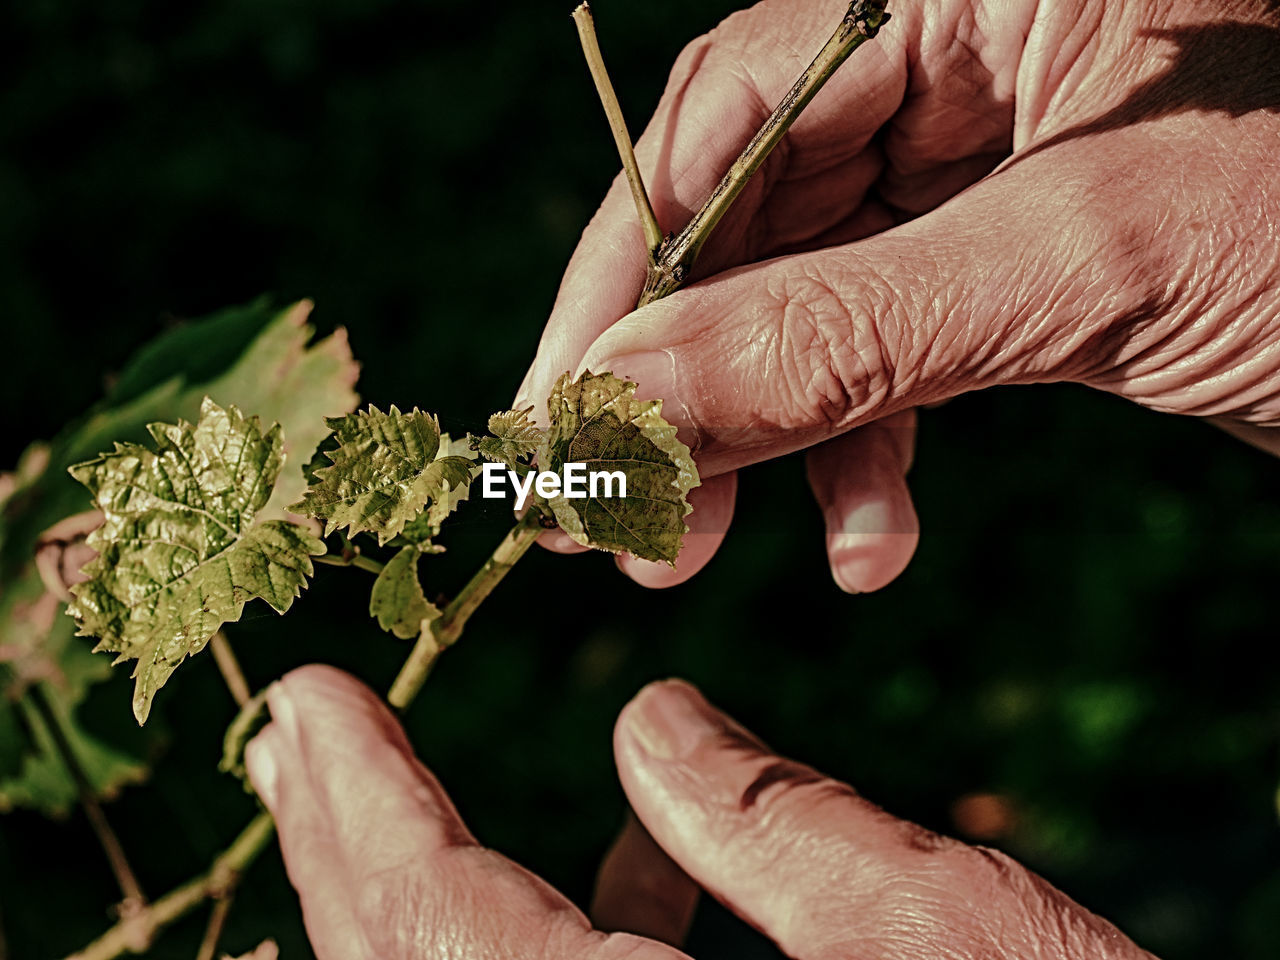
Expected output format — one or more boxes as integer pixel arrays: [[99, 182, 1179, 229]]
[[246, 667, 1157, 959], [519, 0, 1280, 592], [249, 0, 1278, 955]]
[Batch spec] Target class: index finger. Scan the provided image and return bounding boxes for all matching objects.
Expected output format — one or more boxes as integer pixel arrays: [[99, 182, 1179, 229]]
[[517, 0, 906, 414], [246, 665, 689, 960]]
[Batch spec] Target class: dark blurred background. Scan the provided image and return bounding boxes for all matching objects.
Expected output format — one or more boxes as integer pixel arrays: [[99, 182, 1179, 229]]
[[1, 0, 1278, 958]]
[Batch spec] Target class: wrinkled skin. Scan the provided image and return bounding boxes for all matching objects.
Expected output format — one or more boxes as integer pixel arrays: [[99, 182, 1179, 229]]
[[517, 0, 1280, 592], [246, 666, 1157, 960], [248, 1, 1276, 955]]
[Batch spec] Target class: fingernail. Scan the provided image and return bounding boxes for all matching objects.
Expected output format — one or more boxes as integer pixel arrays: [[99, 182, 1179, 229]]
[[600, 350, 703, 458], [265, 681, 300, 743], [830, 539, 869, 594], [625, 680, 716, 761], [541, 529, 583, 552], [244, 737, 279, 809], [830, 531, 918, 594], [601, 351, 678, 410]]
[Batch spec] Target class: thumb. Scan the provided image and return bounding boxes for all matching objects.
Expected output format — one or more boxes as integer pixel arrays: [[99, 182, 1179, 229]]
[[614, 680, 1155, 960], [580, 146, 1158, 477], [244, 666, 476, 958]]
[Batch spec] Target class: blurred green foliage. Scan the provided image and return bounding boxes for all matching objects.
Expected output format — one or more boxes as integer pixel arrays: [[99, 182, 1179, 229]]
[[0, 1, 1277, 958]]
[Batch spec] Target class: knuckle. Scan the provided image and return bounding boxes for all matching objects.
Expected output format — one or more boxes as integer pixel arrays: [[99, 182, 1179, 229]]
[[703, 6, 764, 58], [671, 4, 800, 117], [765, 264, 897, 428], [899, 840, 1032, 909], [948, 843, 1033, 900], [1016, 164, 1175, 383], [1064, 151, 1280, 422], [354, 849, 584, 960], [737, 759, 856, 818], [668, 1, 771, 95], [951, 846, 1097, 955], [354, 867, 437, 957], [667, 33, 714, 92], [804, 848, 1008, 960], [726, 760, 872, 883]]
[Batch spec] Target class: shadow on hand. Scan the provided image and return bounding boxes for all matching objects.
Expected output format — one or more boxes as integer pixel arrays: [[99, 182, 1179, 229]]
[[1017, 21, 1280, 162]]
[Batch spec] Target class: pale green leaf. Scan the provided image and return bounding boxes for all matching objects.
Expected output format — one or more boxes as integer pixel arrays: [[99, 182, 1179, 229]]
[[1, 299, 358, 581], [538, 371, 699, 564], [370, 546, 440, 639], [291, 407, 477, 545], [67, 398, 325, 724], [473, 407, 541, 471], [0, 597, 150, 815], [0, 298, 356, 807], [420, 432, 480, 535], [200, 300, 360, 517]]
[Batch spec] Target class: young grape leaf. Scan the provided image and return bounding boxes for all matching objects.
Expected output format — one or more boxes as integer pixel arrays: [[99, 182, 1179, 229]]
[[473, 407, 541, 471], [369, 546, 440, 639], [202, 302, 360, 517], [305, 427, 474, 534], [537, 371, 698, 564], [1, 299, 357, 582], [0, 298, 356, 810], [301, 429, 341, 487], [291, 407, 476, 545], [67, 398, 325, 724], [414, 433, 480, 542]]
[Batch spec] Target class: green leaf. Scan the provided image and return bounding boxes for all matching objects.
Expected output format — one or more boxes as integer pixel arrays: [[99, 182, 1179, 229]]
[[0, 689, 150, 816], [420, 432, 481, 535], [0, 298, 356, 810], [301, 430, 342, 487], [370, 546, 440, 639], [199, 301, 360, 517], [394, 432, 480, 546], [473, 407, 541, 471], [67, 398, 325, 724], [0, 604, 150, 815], [106, 296, 286, 407], [538, 371, 699, 564], [1, 298, 358, 580], [291, 407, 477, 545]]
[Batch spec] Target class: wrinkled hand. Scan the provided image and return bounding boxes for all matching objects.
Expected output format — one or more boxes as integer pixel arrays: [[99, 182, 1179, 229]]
[[519, 0, 1280, 591], [245, 666, 1155, 960]]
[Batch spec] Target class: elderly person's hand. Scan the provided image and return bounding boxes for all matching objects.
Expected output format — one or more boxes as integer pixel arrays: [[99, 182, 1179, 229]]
[[245, 666, 1155, 960], [519, 0, 1280, 591]]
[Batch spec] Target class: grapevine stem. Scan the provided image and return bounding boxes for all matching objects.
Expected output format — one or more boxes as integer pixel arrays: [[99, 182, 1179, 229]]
[[210, 632, 251, 708], [572, 2, 664, 258], [638, 0, 890, 304], [61, 514, 543, 958], [62, 811, 276, 960], [62, 7, 894, 958], [28, 684, 149, 920], [388, 511, 544, 709], [314, 552, 384, 575]]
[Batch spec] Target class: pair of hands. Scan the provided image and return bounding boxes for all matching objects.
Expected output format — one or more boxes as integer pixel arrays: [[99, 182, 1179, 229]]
[[245, 667, 1155, 960], [248, 0, 1279, 954]]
